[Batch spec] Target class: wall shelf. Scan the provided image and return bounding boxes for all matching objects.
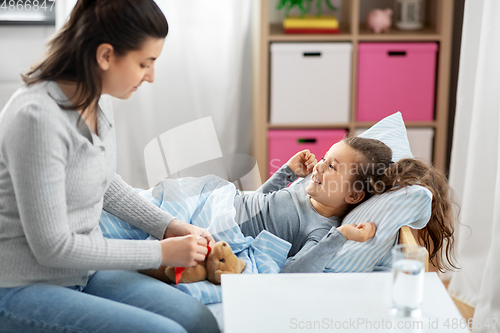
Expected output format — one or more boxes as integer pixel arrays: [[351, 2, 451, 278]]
[[252, 0, 454, 182], [358, 26, 441, 41]]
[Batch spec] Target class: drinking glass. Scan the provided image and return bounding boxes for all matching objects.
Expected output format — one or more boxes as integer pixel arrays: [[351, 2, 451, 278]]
[[391, 244, 427, 316]]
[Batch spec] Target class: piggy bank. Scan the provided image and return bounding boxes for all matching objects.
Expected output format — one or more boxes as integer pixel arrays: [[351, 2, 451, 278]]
[[366, 8, 392, 33]]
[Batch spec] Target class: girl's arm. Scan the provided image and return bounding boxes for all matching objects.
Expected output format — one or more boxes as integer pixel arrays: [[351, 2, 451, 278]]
[[280, 227, 347, 273], [255, 149, 317, 194], [254, 164, 298, 194], [280, 222, 376, 273]]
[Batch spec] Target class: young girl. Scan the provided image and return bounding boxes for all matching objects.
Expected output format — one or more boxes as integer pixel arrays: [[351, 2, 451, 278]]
[[236, 136, 457, 273], [0, 1, 218, 332]]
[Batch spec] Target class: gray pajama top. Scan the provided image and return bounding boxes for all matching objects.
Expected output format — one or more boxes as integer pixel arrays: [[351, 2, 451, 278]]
[[235, 164, 348, 273]]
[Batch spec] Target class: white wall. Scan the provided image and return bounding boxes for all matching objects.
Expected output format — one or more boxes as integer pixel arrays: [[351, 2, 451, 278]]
[[0, 26, 55, 109]]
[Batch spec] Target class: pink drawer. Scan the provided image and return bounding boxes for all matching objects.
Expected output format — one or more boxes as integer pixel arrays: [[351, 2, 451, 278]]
[[268, 129, 347, 177], [356, 43, 438, 122]]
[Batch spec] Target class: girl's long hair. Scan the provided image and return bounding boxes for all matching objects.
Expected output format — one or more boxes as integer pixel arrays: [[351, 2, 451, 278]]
[[22, 0, 168, 116], [343, 136, 458, 272]]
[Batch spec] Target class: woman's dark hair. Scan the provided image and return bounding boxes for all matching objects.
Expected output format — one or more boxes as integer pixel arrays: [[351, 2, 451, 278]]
[[342, 136, 458, 273], [22, 0, 168, 115]]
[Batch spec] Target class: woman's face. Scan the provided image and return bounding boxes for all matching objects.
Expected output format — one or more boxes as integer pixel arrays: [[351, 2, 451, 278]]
[[101, 37, 165, 99], [306, 141, 363, 216]]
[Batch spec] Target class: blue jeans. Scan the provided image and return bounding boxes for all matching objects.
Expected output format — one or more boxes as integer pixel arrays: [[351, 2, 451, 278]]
[[0, 270, 219, 333]]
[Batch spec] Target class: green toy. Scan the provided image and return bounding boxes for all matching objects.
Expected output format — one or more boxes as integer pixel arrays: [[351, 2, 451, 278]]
[[276, 0, 309, 18], [315, 0, 338, 16], [276, 0, 338, 18]]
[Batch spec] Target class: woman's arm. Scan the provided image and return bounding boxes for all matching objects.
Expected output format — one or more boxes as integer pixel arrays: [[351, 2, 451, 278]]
[[280, 222, 376, 273], [103, 176, 215, 246], [3, 106, 162, 271], [103, 174, 174, 240]]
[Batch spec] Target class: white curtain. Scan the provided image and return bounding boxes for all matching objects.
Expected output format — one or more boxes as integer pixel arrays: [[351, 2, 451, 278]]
[[447, 0, 500, 330], [55, 0, 77, 30], [56, 0, 253, 189]]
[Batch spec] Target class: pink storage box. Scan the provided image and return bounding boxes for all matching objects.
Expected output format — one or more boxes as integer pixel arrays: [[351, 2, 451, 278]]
[[268, 129, 347, 177], [356, 43, 438, 122]]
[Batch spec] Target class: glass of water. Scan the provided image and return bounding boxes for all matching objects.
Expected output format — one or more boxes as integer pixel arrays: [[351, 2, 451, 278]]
[[391, 244, 427, 316]]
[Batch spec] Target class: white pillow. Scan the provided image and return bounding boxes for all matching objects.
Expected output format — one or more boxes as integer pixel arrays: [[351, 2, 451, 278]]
[[324, 112, 432, 272], [357, 111, 414, 162]]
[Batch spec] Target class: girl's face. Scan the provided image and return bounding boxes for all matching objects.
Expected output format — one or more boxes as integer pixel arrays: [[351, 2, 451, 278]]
[[306, 142, 364, 217], [100, 37, 165, 99]]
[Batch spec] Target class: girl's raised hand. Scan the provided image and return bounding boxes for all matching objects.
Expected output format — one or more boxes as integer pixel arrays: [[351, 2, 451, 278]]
[[338, 222, 377, 242], [159, 234, 208, 267], [287, 149, 317, 178]]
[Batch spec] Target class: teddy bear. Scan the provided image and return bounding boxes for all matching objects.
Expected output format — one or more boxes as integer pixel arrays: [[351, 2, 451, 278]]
[[165, 241, 246, 285], [140, 241, 246, 285]]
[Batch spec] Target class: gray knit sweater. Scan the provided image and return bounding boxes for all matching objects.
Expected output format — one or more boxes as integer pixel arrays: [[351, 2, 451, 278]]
[[0, 81, 175, 288]]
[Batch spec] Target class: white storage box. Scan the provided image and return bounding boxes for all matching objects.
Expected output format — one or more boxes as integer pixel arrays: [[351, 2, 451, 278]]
[[354, 127, 434, 163], [270, 42, 352, 125], [406, 128, 434, 163]]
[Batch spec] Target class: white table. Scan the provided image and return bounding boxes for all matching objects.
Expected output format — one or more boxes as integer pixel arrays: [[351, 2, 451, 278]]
[[221, 272, 470, 333]]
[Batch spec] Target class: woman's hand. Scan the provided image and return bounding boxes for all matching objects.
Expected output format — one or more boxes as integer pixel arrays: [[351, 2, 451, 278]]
[[287, 149, 317, 178], [338, 222, 377, 242], [159, 235, 208, 267], [163, 219, 215, 247]]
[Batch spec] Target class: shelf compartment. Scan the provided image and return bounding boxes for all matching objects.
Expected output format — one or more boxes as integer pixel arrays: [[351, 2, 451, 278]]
[[268, 0, 352, 37], [269, 42, 352, 125], [358, 0, 439, 40]]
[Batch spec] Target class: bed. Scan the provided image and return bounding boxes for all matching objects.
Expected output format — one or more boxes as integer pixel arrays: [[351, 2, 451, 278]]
[[100, 173, 432, 332], [99, 112, 433, 332], [205, 226, 428, 332]]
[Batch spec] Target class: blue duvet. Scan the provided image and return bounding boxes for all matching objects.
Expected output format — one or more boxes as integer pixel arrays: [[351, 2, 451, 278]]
[[99, 175, 291, 304]]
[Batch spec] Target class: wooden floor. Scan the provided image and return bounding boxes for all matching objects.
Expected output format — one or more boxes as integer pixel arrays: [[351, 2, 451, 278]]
[[443, 280, 475, 323], [453, 298, 475, 322]]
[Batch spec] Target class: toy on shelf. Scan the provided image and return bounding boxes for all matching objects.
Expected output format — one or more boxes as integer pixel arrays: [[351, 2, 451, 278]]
[[366, 8, 393, 34], [277, 0, 340, 34], [283, 15, 339, 34], [276, 0, 310, 18], [314, 0, 338, 17], [394, 0, 425, 30]]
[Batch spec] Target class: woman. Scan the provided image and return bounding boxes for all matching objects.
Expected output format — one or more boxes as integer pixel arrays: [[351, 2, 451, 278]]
[[0, 0, 219, 332]]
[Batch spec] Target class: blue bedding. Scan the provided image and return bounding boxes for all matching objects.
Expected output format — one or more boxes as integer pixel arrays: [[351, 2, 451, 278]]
[[100, 175, 291, 304]]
